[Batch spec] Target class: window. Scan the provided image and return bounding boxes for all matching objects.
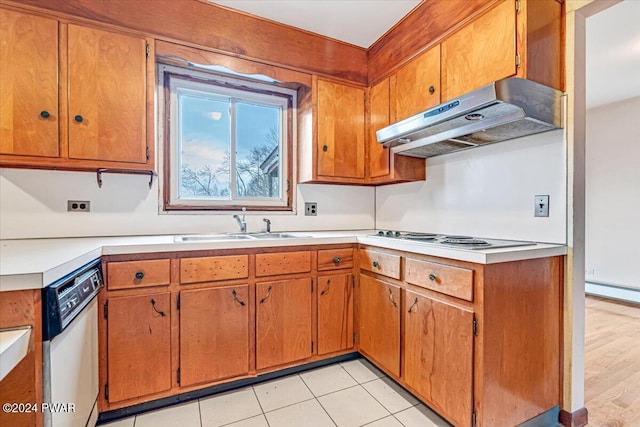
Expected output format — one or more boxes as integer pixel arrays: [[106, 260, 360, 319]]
[[161, 65, 294, 210]]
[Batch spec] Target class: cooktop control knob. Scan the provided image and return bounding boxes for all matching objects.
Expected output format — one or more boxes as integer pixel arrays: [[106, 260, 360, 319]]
[[386, 230, 394, 237], [377, 230, 385, 236], [394, 231, 401, 237]]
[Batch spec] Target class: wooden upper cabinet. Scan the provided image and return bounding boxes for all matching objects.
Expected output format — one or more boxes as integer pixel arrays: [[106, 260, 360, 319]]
[[403, 289, 473, 427], [0, 8, 59, 157], [106, 292, 171, 403], [316, 78, 365, 181], [180, 286, 249, 387], [392, 45, 441, 121], [442, 0, 517, 101], [67, 24, 147, 163], [368, 78, 391, 179]]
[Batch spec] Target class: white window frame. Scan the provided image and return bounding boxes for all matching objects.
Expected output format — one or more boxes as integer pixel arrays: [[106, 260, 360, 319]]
[[159, 64, 296, 211]]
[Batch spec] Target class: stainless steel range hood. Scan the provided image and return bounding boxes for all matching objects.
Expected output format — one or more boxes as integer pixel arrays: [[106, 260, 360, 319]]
[[376, 78, 563, 158]]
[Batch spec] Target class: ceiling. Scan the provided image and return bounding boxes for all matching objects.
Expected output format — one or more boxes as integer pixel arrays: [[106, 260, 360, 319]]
[[586, 0, 640, 109], [209, 0, 421, 48]]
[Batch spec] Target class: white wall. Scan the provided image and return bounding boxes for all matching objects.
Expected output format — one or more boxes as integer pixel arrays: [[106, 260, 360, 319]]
[[585, 96, 640, 290], [376, 130, 567, 243], [0, 169, 374, 239]]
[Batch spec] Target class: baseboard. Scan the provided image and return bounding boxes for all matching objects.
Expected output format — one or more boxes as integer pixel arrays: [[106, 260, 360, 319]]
[[585, 281, 640, 304], [559, 407, 588, 427]]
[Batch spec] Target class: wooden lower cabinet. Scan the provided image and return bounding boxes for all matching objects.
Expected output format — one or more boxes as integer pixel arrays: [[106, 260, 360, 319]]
[[106, 292, 171, 403], [317, 274, 354, 355], [403, 289, 474, 427], [179, 285, 249, 387], [256, 278, 313, 370], [358, 275, 400, 377]]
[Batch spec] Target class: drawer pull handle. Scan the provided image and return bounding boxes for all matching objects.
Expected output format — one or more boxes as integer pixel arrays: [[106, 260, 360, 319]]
[[259, 286, 273, 304], [321, 280, 331, 296], [408, 297, 419, 313], [232, 289, 246, 306], [429, 274, 437, 282], [74, 114, 84, 123], [372, 261, 379, 268], [150, 298, 166, 317], [428, 85, 435, 94], [135, 271, 145, 280], [322, 144, 328, 152], [388, 288, 397, 307], [40, 110, 50, 119], [334, 256, 341, 264]]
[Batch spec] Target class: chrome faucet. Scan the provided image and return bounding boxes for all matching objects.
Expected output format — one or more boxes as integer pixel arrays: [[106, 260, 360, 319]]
[[263, 218, 271, 233], [233, 207, 247, 233]]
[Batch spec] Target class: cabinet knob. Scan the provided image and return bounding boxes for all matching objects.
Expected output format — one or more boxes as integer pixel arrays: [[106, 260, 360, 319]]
[[40, 110, 50, 119], [322, 144, 328, 152], [429, 85, 435, 94], [135, 271, 145, 280], [74, 115, 84, 123], [372, 261, 379, 268], [429, 273, 437, 282], [333, 256, 341, 264]]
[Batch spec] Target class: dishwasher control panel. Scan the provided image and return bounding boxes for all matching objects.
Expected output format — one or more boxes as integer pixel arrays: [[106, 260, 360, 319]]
[[43, 258, 103, 340]]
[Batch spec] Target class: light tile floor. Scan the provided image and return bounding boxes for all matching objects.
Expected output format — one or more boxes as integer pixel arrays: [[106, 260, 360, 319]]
[[100, 359, 452, 427]]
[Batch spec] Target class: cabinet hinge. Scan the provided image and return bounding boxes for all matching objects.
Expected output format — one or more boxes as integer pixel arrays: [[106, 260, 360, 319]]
[[353, 331, 356, 345], [287, 179, 291, 193], [311, 341, 314, 353], [177, 294, 180, 310], [146, 43, 150, 58], [177, 368, 181, 385], [104, 383, 109, 400], [515, 0, 521, 13], [311, 279, 314, 293], [473, 318, 478, 336], [472, 409, 477, 427], [146, 146, 150, 161], [103, 301, 108, 319], [352, 275, 355, 287], [515, 52, 522, 69]]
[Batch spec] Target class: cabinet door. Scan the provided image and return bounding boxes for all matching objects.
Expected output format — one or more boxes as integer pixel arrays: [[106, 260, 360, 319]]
[[107, 292, 171, 402], [442, 0, 517, 100], [67, 24, 147, 163], [359, 275, 400, 377], [180, 285, 249, 387], [317, 274, 354, 355], [404, 290, 473, 427], [316, 79, 365, 179], [256, 278, 312, 370], [393, 45, 441, 121], [368, 78, 391, 178], [0, 9, 58, 157]]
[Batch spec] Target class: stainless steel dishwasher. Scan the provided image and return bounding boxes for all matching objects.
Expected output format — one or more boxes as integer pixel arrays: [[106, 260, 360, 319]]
[[42, 259, 103, 427]]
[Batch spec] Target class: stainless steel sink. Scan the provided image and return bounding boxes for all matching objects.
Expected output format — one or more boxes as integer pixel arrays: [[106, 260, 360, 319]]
[[174, 234, 254, 242], [174, 232, 306, 242], [245, 233, 306, 239]]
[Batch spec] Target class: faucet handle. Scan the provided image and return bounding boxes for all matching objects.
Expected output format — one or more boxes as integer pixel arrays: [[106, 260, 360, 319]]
[[263, 218, 271, 233]]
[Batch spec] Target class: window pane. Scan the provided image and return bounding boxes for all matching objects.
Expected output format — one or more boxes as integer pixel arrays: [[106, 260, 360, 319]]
[[235, 102, 281, 199], [178, 93, 231, 199]]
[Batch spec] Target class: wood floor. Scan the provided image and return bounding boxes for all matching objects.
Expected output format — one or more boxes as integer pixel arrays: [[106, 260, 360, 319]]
[[585, 296, 640, 427]]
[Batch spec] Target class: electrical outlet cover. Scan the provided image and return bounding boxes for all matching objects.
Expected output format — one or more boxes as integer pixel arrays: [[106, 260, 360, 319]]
[[534, 195, 549, 217]]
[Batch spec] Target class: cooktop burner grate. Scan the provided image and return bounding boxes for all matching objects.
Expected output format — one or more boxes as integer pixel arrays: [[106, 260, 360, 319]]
[[442, 238, 490, 245]]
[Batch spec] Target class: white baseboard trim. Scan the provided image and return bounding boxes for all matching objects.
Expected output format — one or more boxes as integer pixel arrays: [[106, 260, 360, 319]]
[[585, 282, 640, 304]]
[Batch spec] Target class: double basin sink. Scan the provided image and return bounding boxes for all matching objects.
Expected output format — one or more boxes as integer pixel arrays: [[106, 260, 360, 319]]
[[174, 232, 306, 242]]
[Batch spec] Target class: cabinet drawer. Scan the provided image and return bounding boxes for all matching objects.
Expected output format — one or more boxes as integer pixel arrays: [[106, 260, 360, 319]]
[[107, 259, 170, 290], [318, 248, 354, 271], [405, 258, 473, 301], [256, 251, 311, 277], [359, 249, 400, 279], [181, 255, 249, 284]]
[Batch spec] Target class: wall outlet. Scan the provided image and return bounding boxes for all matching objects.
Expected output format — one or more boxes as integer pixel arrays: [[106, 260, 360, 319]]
[[67, 200, 90, 212], [534, 195, 549, 217], [305, 202, 317, 216]]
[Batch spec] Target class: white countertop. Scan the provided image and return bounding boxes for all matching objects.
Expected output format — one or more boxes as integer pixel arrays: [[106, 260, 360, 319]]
[[0, 231, 566, 292]]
